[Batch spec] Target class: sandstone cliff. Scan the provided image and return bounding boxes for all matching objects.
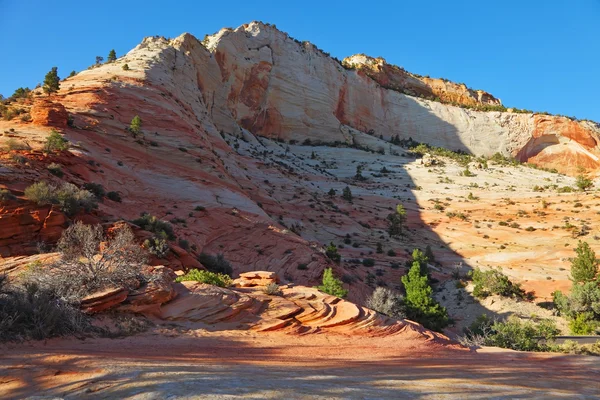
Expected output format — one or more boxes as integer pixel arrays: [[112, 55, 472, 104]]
[[107, 22, 598, 175]]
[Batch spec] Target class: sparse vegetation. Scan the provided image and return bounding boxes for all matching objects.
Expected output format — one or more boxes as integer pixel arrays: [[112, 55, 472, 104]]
[[132, 213, 175, 240], [24, 181, 97, 216], [42, 67, 60, 94], [175, 269, 232, 287], [317, 267, 348, 298], [366, 287, 406, 319], [469, 267, 525, 299], [387, 204, 406, 237], [45, 130, 69, 152]]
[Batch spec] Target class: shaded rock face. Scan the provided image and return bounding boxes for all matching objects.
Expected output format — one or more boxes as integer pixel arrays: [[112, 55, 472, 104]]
[[30, 100, 68, 128], [0, 202, 67, 257]]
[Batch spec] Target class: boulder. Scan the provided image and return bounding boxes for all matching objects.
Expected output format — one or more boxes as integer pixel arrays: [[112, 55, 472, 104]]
[[30, 99, 68, 128], [233, 271, 279, 288], [81, 287, 129, 314]]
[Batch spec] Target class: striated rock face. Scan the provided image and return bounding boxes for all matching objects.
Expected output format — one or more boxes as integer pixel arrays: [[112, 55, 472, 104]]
[[30, 100, 69, 128], [343, 54, 502, 108], [233, 271, 279, 287], [0, 201, 68, 257], [117, 21, 600, 175]]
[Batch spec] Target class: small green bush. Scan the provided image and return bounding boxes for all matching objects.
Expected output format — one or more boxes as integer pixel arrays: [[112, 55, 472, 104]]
[[107, 191, 122, 202], [0, 188, 16, 202], [82, 182, 105, 199], [46, 163, 63, 177], [132, 213, 175, 240], [317, 267, 347, 298], [175, 269, 232, 287], [24, 181, 97, 216], [362, 258, 375, 267], [263, 282, 282, 296], [45, 130, 69, 152], [325, 242, 341, 263], [470, 267, 524, 299]]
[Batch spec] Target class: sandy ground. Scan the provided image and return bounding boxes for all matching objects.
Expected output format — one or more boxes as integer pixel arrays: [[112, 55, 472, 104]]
[[1, 330, 599, 399]]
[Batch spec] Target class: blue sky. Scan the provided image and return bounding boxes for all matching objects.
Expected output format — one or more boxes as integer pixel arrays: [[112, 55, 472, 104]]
[[1, 0, 598, 121]]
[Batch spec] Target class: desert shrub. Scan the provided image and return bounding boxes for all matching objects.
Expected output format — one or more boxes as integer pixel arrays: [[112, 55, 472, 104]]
[[263, 282, 282, 296], [463, 315, 559, 352], [82, 182, 105, 199], [0, 278, 91, 342], [569, 312, 599, 335], [175, 269, 232, 287], [28, 222, 147, 300], [143, 236, 170, 258], [194, 205, 206, 211], [46, 163, 63, 177], [24, 181, 97, 216], [122, 63, 130, 71], [178, 238, 190, 251], [0, 188, 16, 202], [45, 129, 69, 152], [197, 253, 232, 276], [297, 263, 308, 270], [132, 213, 175, 240], [129, 115, 142, 137], [470, 267, 524, 299], [317, 267, 347, 298], [402, 260, 448, 331], [107, 191, 122, 202], [366, 287, 406, 319], [362, 258, 375, 267], [387, 249, 396, 257], [576, 175, 593, 191], [4, 138, 30, 151], [325, 242, 341, 263]]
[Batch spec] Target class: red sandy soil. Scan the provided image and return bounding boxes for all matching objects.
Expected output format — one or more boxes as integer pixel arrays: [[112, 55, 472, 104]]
[[1, 330, 598, 399]]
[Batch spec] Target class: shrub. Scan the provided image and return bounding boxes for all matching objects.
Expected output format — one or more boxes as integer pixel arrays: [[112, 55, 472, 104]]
[[387, 249, 396, 257], [122, 64, 130, 71], [569, 312, 599, 335], [197, 253, 233, 276], [0, 188, 16, 202], [129, 115, 142, 136], [132, 213, 175, 240], [82, 182, 105, 199], [470, 267, 524, 298], [0, 278, 91, 342], [46, 163, 63, 177], [576, 175, 593, 191], [143, 236, 169, 258], [366, 287, 406, 319], [27, 222, 147, 302], [175, 269, 232, 287], [402, 260, 448, 331], [4, 138, 29, 151], [107, 49, 117, 62], [263, 282, 282, 296], [178, 238, 190, 251], [45, 129, 69, 152], [24, 181, 97, 216], [107, 191, 122, 202], [317, 267, 348, 298], [297, 263, 308, 270], [362, 258, 375, 267]]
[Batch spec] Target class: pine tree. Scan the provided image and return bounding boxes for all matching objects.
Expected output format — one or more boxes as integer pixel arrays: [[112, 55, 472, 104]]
[[42, 67, 60, 95], [342, 186, 353, 202], [95, 56, 104, 65], [327, 188, 336, 197], [571, 241, 599, 283], [107, 49, 117, 62], [317, 267, 347, 298], [387, 204, 406, 237], [45, 129, 69, 152], [129, 115, 142, 137], [401, 261, 448, 331]]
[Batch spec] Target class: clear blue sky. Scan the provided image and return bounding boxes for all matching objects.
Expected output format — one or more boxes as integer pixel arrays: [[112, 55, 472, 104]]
[[1, 0, 598, 121]]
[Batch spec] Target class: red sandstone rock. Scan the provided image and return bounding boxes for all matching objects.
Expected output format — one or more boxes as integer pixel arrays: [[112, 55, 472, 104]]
[[81, 287, 129, 314], [30, 100, 68, 128]]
